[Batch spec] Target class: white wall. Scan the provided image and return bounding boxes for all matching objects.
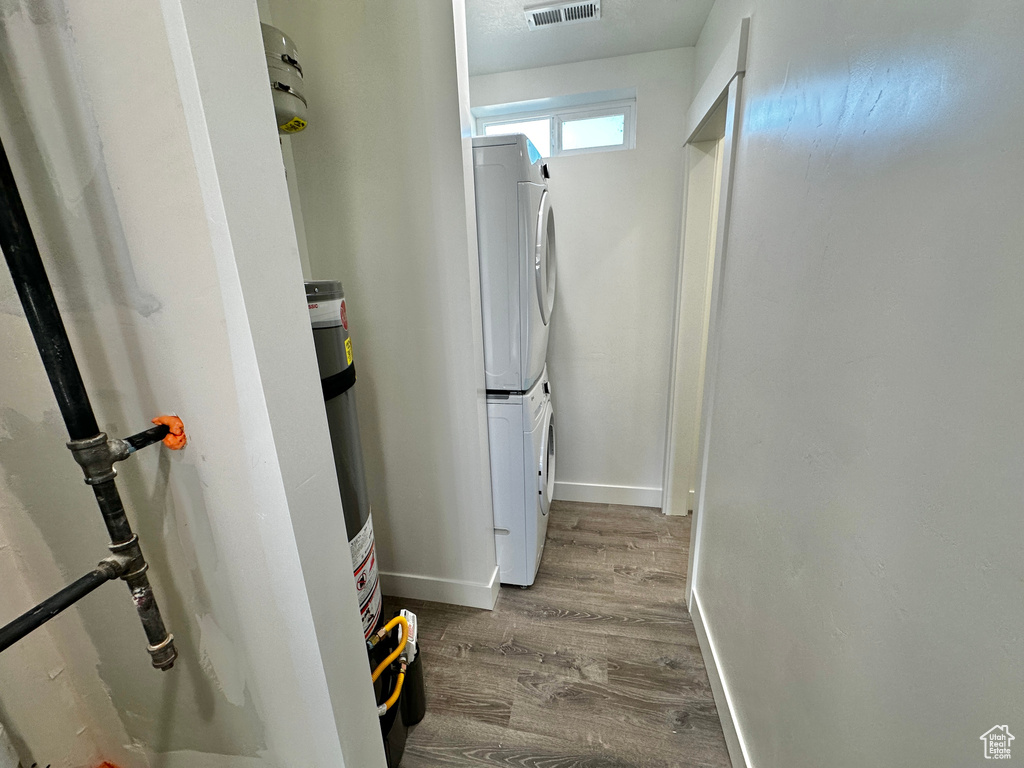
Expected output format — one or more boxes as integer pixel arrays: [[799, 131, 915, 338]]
[[470, 49, 694, 508], [0, 0, 382, 765], [264, 0, 499, 608], [689, 1, 1024, 766]]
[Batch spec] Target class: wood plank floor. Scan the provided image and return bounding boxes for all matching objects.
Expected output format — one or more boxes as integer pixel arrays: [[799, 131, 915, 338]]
[[382, 501, 730, 768]]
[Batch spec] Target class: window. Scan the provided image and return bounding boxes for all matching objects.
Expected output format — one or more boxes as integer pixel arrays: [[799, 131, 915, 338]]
[[559, 111, 626, 153], [474, 91, 636, 158], [483, 118, 552, 158]]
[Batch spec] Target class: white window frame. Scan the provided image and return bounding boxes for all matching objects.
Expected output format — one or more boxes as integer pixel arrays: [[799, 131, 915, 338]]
[[555, 102, 634, 156], [477, 98, 636, 158]]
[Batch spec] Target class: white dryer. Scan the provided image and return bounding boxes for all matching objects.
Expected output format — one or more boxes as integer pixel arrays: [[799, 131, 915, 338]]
[[472, 135, 556, 392], [487, 366, 555, 586]]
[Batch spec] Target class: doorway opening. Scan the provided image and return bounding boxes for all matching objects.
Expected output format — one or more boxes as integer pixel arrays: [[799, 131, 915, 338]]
[[663, 102, 727, 523], [661, 32, 746, 610]]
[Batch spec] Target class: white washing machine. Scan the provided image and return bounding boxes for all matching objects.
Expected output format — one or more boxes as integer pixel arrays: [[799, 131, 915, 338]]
[[472, 134, 556, 392], [487, 366, 555, 586]]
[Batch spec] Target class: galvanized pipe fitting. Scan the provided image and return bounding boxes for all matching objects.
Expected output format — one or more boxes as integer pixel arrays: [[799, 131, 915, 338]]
[[66, 433, 132, 485]]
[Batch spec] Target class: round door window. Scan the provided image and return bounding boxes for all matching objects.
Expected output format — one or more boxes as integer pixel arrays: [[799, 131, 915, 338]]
[[535, 194, 556, 325], [540, 413, 555, 514]]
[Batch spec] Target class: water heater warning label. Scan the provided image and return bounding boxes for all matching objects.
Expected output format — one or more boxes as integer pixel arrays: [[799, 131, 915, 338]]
[[308, 297, 344, 329], [280, 116, 307, 133], [350, 513, 381, 638]]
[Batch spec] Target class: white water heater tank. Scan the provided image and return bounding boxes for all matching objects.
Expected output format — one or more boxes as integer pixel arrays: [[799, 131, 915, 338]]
[[261, 23, 308, 134]]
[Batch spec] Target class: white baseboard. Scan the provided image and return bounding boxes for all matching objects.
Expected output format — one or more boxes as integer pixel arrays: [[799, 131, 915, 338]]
[[553, 481, 662, 508], [380, 565, 499, 610], [690, 589, 752, 768]]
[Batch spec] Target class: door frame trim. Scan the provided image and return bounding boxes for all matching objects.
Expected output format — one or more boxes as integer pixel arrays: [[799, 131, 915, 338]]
[[686, 17, 749, 143], [685, 73, 743, 609], [659, 18, 750, 609]]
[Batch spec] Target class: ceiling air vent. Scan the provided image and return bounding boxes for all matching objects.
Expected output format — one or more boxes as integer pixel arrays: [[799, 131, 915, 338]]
[[524, 1, 601, 29]]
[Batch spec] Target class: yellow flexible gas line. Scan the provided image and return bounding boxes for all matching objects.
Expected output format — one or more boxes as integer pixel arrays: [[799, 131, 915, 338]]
[[369, 615, 409, 683], [379, 662, 407, 716]]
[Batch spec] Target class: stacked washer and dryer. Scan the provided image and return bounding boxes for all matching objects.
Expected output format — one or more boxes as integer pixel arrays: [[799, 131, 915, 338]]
[[472, 135, 557, 588]]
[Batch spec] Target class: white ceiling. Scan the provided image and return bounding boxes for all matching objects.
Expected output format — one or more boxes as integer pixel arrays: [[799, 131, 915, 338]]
[[465, 0, 716, 76]]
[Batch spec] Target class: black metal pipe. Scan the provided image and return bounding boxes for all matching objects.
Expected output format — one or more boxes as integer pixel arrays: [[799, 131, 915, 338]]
[[124, 424, 170, 453], [90, 480, 137, 550], [0, 141, 98, 440], [0, 135, 177, 670], [0, 566, 117, 653], [92, 483, 176, 670]]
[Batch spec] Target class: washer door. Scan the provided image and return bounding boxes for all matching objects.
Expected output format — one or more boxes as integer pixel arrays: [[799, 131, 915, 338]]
[[534, 190, 557, 326], [538, 401, 555, 516]]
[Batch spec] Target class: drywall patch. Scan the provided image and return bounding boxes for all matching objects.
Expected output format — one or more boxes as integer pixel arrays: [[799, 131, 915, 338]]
[[198, 613, 247, 707]]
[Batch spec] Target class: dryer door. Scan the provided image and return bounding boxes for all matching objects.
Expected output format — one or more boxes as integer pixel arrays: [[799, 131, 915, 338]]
[[534, 190, 556, 326], [538, 400, 555, 516]]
